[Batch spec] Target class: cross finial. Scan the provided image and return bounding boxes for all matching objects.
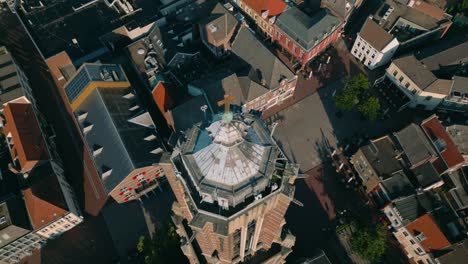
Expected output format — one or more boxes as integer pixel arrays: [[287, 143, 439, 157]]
[[217, 95, 236, 114]]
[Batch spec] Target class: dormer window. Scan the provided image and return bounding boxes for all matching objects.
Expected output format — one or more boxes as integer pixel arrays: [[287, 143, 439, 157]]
[[77, 111, 88, 122], [151, 147, 164, 155], [123, 92, 135, 99], [129, 105, 140, 111], [144, 134, 157, 141], [102, 166, 112, 178], [93, 144, 103, 156], [83, 123, 93, 134]]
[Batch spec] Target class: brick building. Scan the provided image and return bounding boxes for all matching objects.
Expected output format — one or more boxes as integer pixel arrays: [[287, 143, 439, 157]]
[[1, 96, 82, 240], [273, 7, 342, 69], [233, 0, 287, 38], [169, 111, 298, 263], [62, 63, 170, 209], [197, 23, 297, 113]]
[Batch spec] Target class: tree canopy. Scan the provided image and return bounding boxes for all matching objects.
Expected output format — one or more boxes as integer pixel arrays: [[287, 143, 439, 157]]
[[357, 97, 380, 121], [351, 224, 386, 262], [137, 221, 186, 264], [334, 74, 380, 121], [334, 88, 358, 111], [346, 73, 369, 92]]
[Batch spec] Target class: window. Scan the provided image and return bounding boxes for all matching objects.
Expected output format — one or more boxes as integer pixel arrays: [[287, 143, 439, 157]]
[[371, 54, 375, 59], [357, 42, 361, 47], [366, 50, 370, 54], [354, 49, 358, 54], [219, 237, 224, 252], [405, 82, 410, 88], [399, 76, 404, 82], [403, 231, 408, 237], [416, 247, 423, 253], [410, 239, 415, 245], [233, 229, 241, 259], [393, 70, 398, 76]]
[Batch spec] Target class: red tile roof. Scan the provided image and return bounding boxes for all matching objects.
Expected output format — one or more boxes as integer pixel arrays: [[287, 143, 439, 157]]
[[411, 1, 447, 21], [243, 0, 287, 18], [3, 97, 49, 172], [152, 82, 174, 114], [24, 170, 69, 229], [422, 116, 464, 170], [45, 51, 75, 89], [406, 214, 450, 252]]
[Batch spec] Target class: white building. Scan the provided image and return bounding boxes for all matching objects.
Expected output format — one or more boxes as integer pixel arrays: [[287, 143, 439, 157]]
[[351, 17, 399, 70], [385, 55, 452, 111]]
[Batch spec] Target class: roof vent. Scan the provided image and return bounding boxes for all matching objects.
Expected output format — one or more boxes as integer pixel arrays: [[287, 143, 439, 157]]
[[137, 48, 145, 55], [208, 24, 218, 33]]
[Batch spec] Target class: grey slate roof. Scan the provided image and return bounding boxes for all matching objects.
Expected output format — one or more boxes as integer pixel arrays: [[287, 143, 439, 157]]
[[75, 87, 164, 193], [393, 192, 438, 222], [0, 225, 30, 248], [189, 69, 234, 111], [360, 136, 402, 178], [392, 55, 437, 90], [446, 124, 468, 155], [169, 95, 212, 133], [420, 41, 468, 72], [200, 3, 239, 43], [382, 171, 414, 200], [394, 123, 436, 167], [411, 162, 441, 188], [0, 48, 24, 108], [231, 26, 294, 90], [436, 240, 468, 264], [275, 7, 340, 51], [321, 0, 352, 20], [451, 76, 468, 95]]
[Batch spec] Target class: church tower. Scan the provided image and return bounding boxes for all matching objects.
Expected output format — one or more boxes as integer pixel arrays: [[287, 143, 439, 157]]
[[167, 103, 298, 264]]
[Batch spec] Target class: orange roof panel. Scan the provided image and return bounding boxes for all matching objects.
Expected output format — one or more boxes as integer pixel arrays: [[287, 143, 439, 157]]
[[3, 98, 49, 172], [406, 214, 450, 252], [422, 116, 464, 169], [152, 82, 174, 114], [244, 0, 287, 18]]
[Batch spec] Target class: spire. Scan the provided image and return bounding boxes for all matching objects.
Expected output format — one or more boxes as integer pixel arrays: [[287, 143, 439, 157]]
[[217, 94, 236, 123]]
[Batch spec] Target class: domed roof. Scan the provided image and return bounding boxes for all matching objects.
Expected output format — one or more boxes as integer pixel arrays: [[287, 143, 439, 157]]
[[193, 118, 268, 187]]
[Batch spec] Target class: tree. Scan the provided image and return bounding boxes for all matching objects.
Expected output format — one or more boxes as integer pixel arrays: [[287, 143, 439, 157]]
[[351, 224, 386, 262], [346, 73, 369, 93], [357, 97, 380, 121], [137, 221, 186, 264], [335, 74, 370, 112], [334, 88, 359, 111]]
